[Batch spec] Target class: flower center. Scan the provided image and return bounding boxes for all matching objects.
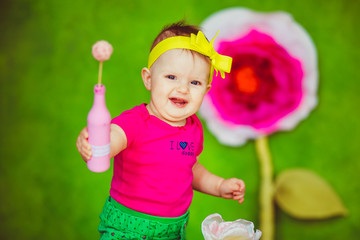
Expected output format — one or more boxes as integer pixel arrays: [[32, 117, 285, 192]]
[[234, 66, 259, 94]]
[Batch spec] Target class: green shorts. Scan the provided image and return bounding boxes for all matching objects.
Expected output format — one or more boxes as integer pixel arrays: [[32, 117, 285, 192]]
[[98, 197, 189, 240]]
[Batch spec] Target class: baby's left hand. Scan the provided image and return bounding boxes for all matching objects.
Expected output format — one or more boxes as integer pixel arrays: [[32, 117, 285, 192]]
[[219, 178, 245, 204]]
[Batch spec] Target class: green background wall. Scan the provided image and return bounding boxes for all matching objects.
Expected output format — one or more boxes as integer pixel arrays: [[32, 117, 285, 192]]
[[0, 0, 359, 239]]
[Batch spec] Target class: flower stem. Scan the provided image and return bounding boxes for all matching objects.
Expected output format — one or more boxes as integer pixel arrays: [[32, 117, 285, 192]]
[[255, 136, 274, 240], [98, 61, 103, 86]]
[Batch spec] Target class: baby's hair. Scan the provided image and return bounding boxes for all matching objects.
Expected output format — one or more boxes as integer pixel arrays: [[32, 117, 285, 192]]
[[149, 21, 212, 84], [150, 21, 202, 51], [150, 21, 211, 69]]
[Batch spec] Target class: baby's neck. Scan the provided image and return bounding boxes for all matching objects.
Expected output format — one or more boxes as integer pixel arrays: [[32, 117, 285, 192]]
[[145, 104, 187, 127]]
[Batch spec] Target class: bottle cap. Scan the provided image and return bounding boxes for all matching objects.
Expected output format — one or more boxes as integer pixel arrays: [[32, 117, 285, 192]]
[[94, 84, 105, 94]]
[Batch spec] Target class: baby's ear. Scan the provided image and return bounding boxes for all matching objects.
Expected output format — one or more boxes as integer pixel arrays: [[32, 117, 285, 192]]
[[206, 84, 211, 94], [141, 67, 151, 90]]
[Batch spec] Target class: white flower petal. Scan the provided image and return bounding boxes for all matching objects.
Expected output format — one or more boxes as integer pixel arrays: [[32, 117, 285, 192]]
[[202, 213, 262, 240]]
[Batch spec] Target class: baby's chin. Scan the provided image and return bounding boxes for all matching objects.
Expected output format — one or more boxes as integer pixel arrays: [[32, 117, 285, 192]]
[[162, 113, 191, 127]]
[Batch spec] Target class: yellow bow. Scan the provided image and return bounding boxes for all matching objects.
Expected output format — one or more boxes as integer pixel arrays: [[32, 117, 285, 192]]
[[148, 30, 232, 83], [190, 31, 232, 79]]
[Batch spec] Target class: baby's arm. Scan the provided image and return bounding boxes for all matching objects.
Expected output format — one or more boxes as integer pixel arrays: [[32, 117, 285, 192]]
[[76, 124, 127, 161], [192, 157, 245, 203]]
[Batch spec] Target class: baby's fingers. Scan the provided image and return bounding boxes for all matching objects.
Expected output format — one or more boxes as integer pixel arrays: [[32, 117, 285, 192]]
[[233, 191, 245, 203], [81, 143, 92, 160], [76, 127, 92, 161], [80, 127, 89, 139], [235, 179, 245, 192], [233, 191, 245, 199]]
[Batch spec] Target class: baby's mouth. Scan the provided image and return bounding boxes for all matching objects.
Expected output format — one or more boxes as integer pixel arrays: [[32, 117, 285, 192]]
[[170, 97, 188, 107]]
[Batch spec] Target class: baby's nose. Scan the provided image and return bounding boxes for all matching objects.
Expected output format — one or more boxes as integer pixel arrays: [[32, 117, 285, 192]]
[[176, 81, 189, 93]]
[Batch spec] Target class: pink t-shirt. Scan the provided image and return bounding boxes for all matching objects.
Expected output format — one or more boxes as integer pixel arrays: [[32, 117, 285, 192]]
[[110, 104, 203, 217]]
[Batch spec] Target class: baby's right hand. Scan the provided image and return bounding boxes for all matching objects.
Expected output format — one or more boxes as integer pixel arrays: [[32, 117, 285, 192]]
[[76, 127, 92, 162]]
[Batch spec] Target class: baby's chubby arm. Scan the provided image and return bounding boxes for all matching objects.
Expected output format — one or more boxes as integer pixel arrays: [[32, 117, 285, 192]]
[[192, 158, 245, 204], [76, 124, 127, 161]]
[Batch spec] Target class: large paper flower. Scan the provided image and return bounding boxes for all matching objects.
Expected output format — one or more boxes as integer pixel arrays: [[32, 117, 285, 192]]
[[199, 8, 318, 146]]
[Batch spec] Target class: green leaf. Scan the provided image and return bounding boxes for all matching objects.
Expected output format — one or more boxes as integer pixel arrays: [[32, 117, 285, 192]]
[[274, 168, 348, 219]]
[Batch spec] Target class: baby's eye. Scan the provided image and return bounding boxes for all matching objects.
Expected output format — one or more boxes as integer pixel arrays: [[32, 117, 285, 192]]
[[191, 80, 201, 86], [166, 75, 176, 80]]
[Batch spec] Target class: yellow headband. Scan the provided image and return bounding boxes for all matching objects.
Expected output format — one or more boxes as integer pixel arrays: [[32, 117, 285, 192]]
[[148, 31, 232, 84]]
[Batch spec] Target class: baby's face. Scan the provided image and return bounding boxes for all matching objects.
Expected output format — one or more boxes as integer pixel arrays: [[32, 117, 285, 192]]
[[146, 49, 211, 126]]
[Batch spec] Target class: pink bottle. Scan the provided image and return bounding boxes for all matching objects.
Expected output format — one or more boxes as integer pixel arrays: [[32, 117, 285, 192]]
[[87, 84, 111, 172]]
